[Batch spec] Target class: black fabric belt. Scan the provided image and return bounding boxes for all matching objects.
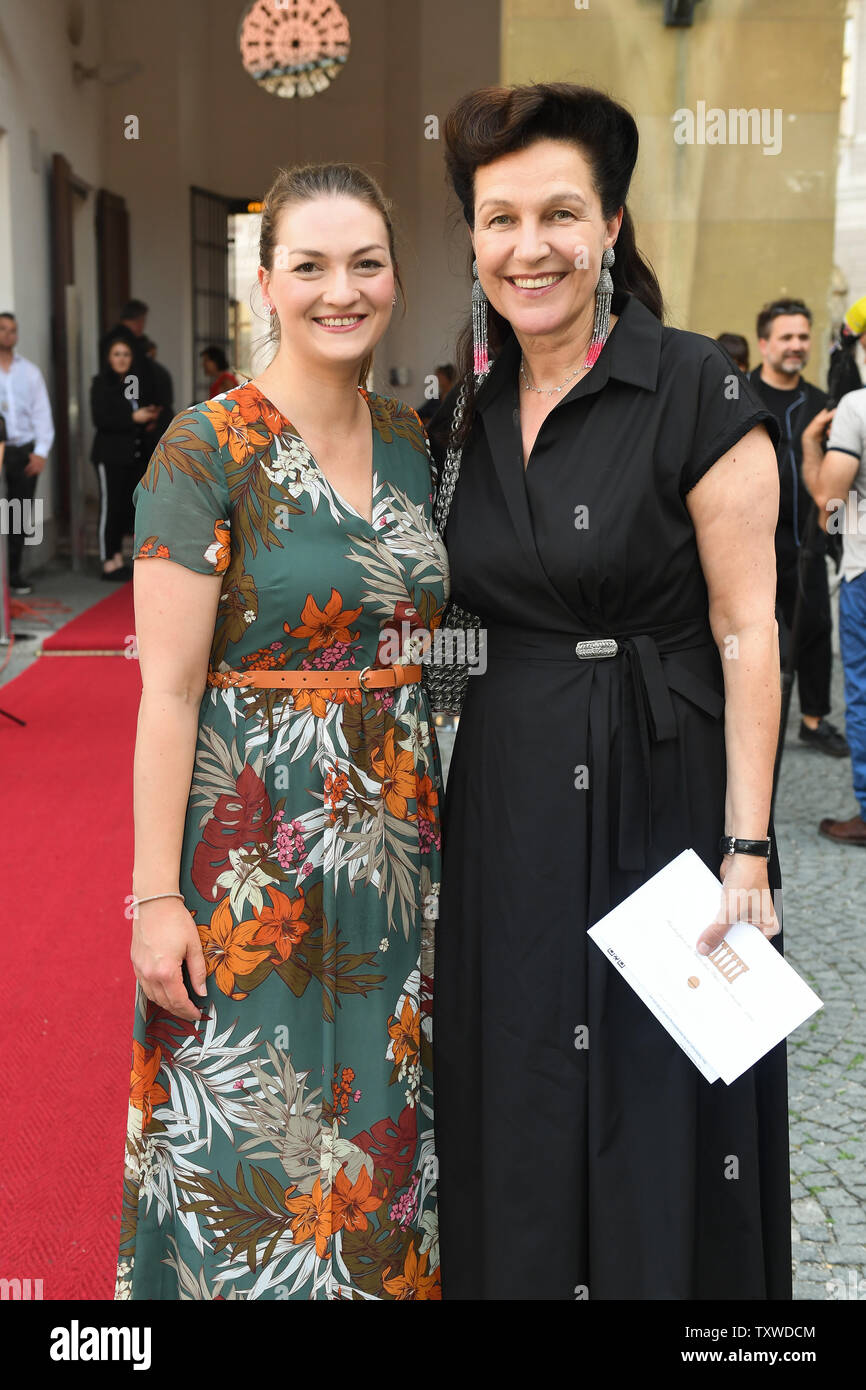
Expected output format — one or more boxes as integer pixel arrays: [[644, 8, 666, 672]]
[[483, 619, 725, 875]]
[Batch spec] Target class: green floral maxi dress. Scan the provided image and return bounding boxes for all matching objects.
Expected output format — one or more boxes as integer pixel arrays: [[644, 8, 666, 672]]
[[114, 382, 449, 1301]]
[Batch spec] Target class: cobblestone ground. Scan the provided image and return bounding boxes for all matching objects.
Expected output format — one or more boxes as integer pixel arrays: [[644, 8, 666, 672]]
[[433, 637, 866, 1303], [774, 656, 866, 1302]]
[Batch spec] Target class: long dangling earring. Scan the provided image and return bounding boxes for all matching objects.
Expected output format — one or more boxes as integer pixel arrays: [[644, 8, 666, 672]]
[[472, 259, 490, 378], [583, 246, 615, 369]]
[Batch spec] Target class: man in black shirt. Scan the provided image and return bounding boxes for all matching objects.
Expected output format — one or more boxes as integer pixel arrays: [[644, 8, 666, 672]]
[[139, 336, 174, 463], [749, 298, 848, 757]]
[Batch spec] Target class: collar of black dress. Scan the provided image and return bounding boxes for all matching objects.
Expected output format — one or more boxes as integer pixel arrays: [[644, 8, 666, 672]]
[[474, 289, 662, 413]]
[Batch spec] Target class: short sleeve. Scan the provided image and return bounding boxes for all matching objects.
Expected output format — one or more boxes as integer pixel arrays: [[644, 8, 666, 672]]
[[827, 390, 866, 460], [679, 341, 781, 497], [133, 405, 232, 575]]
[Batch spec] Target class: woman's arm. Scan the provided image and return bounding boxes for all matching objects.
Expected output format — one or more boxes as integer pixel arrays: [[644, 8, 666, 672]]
[[131, 556, 222, 1020], [685, 423, 781, 953], [91, 377, 137, 433]]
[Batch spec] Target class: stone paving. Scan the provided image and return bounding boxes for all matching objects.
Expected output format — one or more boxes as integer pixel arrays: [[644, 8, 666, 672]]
[[774, 650, 866, 1302]]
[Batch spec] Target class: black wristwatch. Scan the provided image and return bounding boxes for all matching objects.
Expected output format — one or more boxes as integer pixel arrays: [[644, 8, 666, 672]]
[[719, 835, 771, 860]]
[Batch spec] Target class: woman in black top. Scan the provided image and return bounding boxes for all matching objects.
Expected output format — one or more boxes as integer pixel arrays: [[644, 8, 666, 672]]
[[90, 337, 160, 580], [432, 84, 790, 1300]]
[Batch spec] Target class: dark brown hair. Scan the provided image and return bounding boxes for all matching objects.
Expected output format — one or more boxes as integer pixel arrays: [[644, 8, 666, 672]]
[[756, 298, 812, 341], [258, 163, 405, 386], [442, 83, 664, 436]]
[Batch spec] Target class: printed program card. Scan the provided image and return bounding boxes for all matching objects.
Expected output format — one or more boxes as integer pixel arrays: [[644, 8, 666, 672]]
[[587, 849, 823, 1084]]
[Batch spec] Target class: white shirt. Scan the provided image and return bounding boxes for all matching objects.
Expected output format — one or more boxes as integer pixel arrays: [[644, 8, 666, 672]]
[[0, 351, 55, 455], [827, 384, 866, 583]]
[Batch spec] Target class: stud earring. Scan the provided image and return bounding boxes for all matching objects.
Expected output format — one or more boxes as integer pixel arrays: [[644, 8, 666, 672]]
[[392, 293, 397, 306]]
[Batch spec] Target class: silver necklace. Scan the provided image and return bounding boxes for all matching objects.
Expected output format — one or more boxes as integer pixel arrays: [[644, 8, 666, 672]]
[[519, 350, 591, 396]]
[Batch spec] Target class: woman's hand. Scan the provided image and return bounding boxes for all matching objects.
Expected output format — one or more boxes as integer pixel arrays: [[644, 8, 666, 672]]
[[131, 898, 208, 1021], [132, 405, 160, 424], [696, 853, 780, 956]]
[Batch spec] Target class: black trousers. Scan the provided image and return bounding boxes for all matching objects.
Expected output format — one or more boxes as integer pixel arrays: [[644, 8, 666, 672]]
[[775, 534, 833, 719], [92, 458, 142, 563], [1, 440, 37, 579]]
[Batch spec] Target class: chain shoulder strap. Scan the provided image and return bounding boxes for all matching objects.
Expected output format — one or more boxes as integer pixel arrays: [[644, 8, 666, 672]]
[[432, 377, 472, 538]]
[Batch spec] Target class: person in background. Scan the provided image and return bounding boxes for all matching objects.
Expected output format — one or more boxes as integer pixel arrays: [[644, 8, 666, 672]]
[[828, 295, 866, 407], [716, 331, 749, 373], [0, 310, 55, 596], [417, 362, 456, 427], [140, 336, 175, 458], [802, 390, 866, 846], [201, 344, 239, 398], [99, 298, 154, 407], [90, 336, 160, 581], [749, 299, 849, 759]]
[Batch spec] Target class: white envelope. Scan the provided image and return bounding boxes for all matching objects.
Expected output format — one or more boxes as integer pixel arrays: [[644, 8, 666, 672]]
[[587, 848, 822, 1085]]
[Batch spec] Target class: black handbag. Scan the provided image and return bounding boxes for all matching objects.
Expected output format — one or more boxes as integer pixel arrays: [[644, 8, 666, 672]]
[[423, 378, 484, 714]]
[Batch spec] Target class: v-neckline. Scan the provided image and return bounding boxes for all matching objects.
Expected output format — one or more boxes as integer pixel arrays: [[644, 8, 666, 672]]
[[248, 380, 378, 528]]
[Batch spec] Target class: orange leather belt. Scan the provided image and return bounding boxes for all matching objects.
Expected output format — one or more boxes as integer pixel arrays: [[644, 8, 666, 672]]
[[206, 664, 423, 690]]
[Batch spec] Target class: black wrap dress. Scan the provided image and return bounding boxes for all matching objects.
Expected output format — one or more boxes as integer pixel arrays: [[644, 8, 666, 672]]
[[433, 289, 792, 1301]]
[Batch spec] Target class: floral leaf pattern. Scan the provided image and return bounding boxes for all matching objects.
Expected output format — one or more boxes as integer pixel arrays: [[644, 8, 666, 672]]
[[117, 383, 447, 1299]]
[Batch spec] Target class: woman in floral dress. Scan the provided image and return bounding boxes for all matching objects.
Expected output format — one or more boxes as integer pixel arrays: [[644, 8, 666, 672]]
[[115, 164, 448, 1300]]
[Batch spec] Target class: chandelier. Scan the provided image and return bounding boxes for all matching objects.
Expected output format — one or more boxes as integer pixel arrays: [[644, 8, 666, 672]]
[[238, 0, 351, 99]]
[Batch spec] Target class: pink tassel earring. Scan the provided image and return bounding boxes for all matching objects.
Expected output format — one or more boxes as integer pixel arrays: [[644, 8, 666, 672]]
[[472, 259, 490, 379], [583, 246, 615, 369]]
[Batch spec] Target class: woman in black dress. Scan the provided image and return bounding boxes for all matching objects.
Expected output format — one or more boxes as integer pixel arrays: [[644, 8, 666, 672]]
[[432, 84, 791, 1301], [90, 337, 160, 580]]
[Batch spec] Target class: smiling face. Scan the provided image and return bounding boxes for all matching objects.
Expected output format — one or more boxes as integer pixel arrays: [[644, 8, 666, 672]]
[[259, 195, 396, 375], [759, 314, 811, 376], [470, 138, 622, 344]]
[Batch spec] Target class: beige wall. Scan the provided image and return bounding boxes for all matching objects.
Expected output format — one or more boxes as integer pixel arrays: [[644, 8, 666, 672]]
[[98, 0, 499, 409], [503, 0, 847, 381], [0, 0, 499, 558]]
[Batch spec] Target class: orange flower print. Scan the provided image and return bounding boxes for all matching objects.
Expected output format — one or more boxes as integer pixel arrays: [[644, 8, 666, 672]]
[[331, 1064, 355, 1122], [324, 767, 350, 824], [196, 895, 272, 999], [230, 382, 286, 437], [251, 887, 310, 962], [331, 1164, 381, 1235], [135, 535, 170, 560], [203, 519, 231, 574], [415, 774, 439, 822], [285, 1176, 333, 1258], [387, 996, 420, 1067], [291, 686, 331, 719], [370, 727, 417, 820], [287, 589, 362, 652], [129, 1040, 169, 1127], [201, 399, 270, 464], [382, 1244, 441, 1300]]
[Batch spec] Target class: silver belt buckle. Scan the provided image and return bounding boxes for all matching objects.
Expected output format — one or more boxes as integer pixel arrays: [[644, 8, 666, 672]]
[[575, 638, 618, 659]]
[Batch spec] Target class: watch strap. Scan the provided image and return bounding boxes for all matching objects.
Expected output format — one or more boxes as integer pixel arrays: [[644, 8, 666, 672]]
[[719, 835, 771, 859]]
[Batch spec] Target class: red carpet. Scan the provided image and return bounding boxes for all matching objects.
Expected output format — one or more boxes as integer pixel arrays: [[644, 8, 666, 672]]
[[41, 582, 135, 655], [0, 654, 141, 1299]]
